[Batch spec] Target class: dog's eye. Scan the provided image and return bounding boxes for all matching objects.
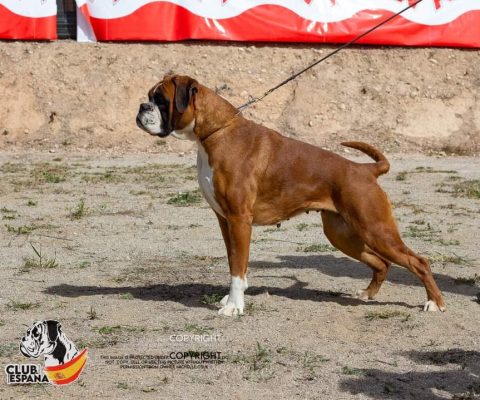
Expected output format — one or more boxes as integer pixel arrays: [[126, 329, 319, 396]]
[[153, 93, 168, 109], [31, 327, 39, 337]]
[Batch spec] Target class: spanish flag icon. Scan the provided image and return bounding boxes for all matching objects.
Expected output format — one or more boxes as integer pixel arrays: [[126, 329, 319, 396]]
[[44, 348, 88, 385]]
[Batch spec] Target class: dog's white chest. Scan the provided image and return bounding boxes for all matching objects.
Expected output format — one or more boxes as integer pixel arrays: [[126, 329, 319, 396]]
[[197, 144, 225, 218]]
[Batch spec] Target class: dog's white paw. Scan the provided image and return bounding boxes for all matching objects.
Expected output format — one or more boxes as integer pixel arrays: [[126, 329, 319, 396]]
[[219, 295, 229, 306], [423, 300, 446, 312], [354, 289, 370, 300], [218, 302, 243, 316], [218, 276, 247, 317]]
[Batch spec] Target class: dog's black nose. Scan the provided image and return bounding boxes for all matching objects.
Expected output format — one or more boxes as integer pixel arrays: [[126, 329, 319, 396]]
[[139, 103, 153, 113]]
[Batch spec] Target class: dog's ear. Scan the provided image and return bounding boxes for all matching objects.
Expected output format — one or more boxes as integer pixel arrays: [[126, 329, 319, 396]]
[[45, 320, 61, 342], [173, 76, 198, 114]]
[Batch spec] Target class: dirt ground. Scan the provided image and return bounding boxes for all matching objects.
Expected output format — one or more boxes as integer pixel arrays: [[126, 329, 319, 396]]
[[0, 40, 479, 155], [0, 150, 479, 399], [0, 40, 479, 399]]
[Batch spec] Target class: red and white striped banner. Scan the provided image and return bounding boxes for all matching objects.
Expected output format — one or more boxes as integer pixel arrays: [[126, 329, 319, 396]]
[[0, 0, 478, 46], [0, 0, 57, 39], [75, 0, 480, 47]]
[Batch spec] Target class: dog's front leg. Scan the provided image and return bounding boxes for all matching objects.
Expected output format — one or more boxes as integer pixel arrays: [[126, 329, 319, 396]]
[[215, 212, 231, 266], [215, 212, 234, 307], [218, 214, 252, 316]]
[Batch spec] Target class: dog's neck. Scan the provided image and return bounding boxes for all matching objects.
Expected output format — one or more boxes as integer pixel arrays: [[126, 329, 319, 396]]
[[193, 85, 238, 142]]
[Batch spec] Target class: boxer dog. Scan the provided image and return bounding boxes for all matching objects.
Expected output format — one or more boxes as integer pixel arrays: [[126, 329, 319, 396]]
[[136, 74, 445, 316], [20, 320, 78, 367]]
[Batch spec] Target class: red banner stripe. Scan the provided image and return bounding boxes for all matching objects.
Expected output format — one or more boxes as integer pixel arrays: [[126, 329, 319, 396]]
[[87, 2, 480, 47], [0, 4, 56, 40]]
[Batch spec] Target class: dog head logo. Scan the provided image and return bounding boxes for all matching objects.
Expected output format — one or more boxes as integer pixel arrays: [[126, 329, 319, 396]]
[[19, 320, 87, 385]]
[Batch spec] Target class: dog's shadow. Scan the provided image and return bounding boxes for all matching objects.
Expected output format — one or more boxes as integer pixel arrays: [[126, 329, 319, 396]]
[[44, 254, 477, 310], [44, 281, 414, 310], [252, 254, 479, 298]]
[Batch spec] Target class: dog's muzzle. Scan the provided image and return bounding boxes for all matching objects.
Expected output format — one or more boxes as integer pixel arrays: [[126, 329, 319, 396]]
[[136, 102, 168, 137]]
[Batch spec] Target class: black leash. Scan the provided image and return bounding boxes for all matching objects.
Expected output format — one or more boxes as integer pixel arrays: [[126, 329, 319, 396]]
[[237, 0, 424, 112]]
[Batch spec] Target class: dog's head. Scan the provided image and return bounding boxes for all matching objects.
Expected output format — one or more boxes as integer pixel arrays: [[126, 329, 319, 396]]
[[20, 320, 61, 358], [136, 74, 198, 140]]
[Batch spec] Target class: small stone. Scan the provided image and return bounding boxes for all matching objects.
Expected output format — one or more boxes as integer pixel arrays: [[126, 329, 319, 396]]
[[308, 121, 314, 127]]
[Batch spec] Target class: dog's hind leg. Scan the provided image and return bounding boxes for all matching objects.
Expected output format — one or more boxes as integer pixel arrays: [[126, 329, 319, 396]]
[[340, 186, 445, 312], [363, 233, 445, 311], [321, 210, 390, 300]]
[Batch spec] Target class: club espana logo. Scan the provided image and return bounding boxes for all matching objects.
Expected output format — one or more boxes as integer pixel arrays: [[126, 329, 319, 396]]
[[5, 320, 88, 385]]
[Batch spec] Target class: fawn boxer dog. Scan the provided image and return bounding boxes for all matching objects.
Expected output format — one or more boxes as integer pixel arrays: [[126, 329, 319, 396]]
[[136, 74, 445, 316]]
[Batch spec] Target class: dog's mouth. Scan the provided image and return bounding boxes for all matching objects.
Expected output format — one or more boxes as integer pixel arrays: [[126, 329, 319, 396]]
[[135, 115, 151, 133], [136, 114, 170, 138]]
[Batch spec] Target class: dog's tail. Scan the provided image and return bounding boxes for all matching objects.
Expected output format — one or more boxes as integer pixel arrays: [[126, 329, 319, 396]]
[[341, 141, 390, 177]]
